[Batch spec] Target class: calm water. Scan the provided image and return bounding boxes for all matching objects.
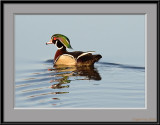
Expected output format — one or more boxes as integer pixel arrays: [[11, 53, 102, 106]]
[[15, 58, 145, 108], [15, 15, 145, 108]]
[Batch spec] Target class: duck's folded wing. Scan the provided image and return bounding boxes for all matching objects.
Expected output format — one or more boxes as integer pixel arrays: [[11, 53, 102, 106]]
[[66, 51, 84, 58], [77, 52, 102, 64], [77, 52, 93, 62], [77, 52, 95, 60]]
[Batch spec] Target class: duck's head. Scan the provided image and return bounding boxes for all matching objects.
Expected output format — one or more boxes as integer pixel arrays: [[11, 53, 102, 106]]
[[46, 34, 72, 50]]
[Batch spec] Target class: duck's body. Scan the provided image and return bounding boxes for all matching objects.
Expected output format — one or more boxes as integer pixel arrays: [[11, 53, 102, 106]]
[[46, 34, 102, 66], [54, 49, 102, 66]]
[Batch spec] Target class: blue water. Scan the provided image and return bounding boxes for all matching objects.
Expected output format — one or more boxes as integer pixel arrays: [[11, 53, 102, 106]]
[[15, 15, 145, 108]]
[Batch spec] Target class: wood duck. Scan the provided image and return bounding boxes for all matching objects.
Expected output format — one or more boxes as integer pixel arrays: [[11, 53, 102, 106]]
[[46, 34, 102, 66]]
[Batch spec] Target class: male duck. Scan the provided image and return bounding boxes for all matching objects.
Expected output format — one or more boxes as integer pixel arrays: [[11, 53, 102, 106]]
[[46, 34, 102, 66]]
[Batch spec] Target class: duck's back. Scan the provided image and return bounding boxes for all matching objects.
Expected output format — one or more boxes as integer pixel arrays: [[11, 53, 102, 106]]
[[67, 51, 102, 66]]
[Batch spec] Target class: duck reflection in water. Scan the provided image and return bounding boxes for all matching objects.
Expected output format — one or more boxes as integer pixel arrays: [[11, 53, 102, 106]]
[[48, 65, 102, 89]]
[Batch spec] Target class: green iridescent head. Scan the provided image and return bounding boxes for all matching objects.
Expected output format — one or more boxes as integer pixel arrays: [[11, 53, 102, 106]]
[[51, 34, 72, 49]]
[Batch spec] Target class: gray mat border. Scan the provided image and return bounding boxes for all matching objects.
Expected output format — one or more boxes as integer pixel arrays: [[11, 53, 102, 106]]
[[3, 3, 157, 122]]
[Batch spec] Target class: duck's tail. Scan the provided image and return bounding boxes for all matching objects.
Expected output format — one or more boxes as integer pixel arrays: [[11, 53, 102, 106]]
[[93, 54, 102, 63]]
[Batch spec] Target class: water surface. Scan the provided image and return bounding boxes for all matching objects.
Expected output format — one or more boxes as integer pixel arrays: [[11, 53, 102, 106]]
[[15, 59, 145, 108], [15, 14, 145, 108]]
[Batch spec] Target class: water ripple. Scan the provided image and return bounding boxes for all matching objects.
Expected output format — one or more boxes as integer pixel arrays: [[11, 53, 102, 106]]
[[15, 60, 145, 108], [98, 62, 145, 71]]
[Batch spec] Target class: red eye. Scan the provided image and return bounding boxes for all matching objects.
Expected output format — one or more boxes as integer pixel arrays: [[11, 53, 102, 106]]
[[53, 37, 56, 40]]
